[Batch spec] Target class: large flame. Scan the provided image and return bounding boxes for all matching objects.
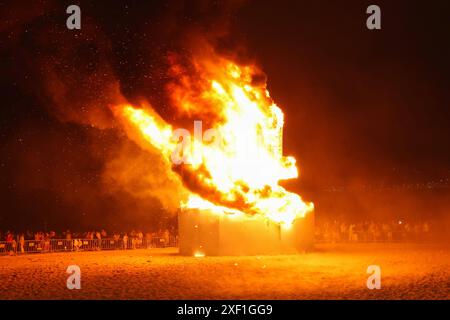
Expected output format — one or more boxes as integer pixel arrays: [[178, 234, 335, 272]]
[[114, 51, 313, 226]]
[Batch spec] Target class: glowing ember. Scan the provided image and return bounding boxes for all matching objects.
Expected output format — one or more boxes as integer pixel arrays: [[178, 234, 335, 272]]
[[194, 251, 205, 258], [113, 49, 313, 226]]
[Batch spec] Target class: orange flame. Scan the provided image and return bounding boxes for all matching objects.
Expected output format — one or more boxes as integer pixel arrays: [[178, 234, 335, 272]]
[[114, 51, 313, 226]]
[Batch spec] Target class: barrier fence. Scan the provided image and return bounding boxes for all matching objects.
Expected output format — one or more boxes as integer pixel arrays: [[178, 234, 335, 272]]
[[0, 236, 178, 255]]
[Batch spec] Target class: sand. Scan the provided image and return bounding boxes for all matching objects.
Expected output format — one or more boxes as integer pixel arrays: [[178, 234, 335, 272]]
[[0, 243, 449, 299]]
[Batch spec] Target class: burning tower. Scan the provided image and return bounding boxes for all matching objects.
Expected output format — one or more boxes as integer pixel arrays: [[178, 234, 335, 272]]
[[114, 46, 314, 256]]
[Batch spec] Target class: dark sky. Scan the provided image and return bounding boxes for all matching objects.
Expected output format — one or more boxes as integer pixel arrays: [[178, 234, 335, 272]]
[[0, 0, 449, 230], [235, 0, 450, 186]]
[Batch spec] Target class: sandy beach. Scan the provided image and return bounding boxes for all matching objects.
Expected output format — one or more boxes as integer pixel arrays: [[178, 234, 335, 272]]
[[0, 243, 448, 300]]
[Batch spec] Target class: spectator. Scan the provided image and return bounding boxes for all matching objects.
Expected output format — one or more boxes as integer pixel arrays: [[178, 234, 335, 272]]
[[73, 239, 81, 251], [123, 233, 128, 250], [19, 234, 25, 254], [95, 231, 102, 250]]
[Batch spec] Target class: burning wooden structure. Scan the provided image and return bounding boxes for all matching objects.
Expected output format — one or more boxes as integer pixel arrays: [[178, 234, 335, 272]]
[[179, 208, 314, 256], [114, 42, 314, 256]]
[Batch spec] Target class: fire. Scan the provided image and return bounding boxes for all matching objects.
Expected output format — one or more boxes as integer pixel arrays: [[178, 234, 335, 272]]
[[194, 251, 206, 258], [114, 51, 313, 226]]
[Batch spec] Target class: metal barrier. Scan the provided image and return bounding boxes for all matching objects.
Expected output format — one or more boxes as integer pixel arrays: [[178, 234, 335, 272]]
[[101, 239, 122, 250], [24, 240, 45, 253], [0, 236, 179, 256], [51, 239, 73, 252], [0, 242, 14, 254]]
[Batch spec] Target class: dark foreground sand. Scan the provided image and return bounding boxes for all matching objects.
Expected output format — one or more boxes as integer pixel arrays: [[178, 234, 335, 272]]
[[0, 243, 448, 299]]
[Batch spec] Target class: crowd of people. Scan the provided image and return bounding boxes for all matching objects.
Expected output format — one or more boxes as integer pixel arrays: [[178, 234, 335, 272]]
[[0, 219, 435, 255], [0, 229, 177, 255], [315, 219, 432, 243]]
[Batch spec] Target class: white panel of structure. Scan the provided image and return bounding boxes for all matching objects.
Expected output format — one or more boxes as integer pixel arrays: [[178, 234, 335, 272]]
[[179, 209, 314, 256]]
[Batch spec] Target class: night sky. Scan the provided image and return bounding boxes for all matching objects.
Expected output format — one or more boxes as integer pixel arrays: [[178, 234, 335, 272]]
[[1, 0, 449, 231]]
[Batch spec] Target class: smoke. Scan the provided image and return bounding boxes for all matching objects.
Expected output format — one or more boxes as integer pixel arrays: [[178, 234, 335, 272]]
[[102, 135, 189, 211], [0, 0, 245, 229]]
